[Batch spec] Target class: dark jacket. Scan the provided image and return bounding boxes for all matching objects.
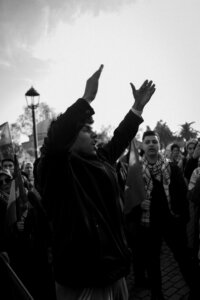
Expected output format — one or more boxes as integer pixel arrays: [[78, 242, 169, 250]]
[[169, 163, 189, 222], [38, 99, 143, 287], [150, 163, 189, 224], [184, 157, 198, 183], [0, 192, 8, 252]]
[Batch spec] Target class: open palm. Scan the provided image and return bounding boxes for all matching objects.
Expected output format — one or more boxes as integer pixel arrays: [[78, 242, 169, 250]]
[[130, 80, 156, 111]]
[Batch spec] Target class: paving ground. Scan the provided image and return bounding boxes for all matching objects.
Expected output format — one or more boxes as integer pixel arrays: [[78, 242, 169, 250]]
[[126, 241, 191, 300]]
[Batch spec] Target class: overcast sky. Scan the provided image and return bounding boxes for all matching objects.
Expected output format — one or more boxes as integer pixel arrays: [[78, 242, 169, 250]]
[[0, 0, 200, 140]]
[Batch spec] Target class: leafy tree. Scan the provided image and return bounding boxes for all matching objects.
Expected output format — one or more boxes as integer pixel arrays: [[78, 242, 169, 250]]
[[154, 120, 174, 148], [178, 122, 199, 141], [10, 123, 22, 145], [96, 125, 113, 146], [11, 102, 56, 139]]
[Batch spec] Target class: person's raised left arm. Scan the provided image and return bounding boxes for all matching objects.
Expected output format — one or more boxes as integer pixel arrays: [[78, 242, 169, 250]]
[[100, 80, 156, 164], [130, 80, 156, 113]]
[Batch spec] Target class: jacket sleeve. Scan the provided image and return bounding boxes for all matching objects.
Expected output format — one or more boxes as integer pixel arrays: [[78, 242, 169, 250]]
[[46, 99, 94, 155], [99, 110, 143, 165]]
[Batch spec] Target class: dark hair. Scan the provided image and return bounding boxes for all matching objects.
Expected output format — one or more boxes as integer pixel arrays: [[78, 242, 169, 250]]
[[2, 158, 14, 164], [142, 130, 160, 141], [170, 143, 180, 152]]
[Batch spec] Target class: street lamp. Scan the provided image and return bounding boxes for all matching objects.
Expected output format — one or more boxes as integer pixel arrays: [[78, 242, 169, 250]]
[[25, 86, 40, 160]]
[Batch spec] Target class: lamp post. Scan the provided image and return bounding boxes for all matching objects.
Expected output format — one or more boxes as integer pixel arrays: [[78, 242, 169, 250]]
[[25, 87, 40, 160]]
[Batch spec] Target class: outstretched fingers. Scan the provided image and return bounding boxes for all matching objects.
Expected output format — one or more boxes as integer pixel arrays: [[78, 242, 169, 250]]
[[130, 82, 136, 93], [142, 80, 156, 95], [140, 80, 149, 90], [140, 79, 155, 89], [130, 78, 156, 110], [83, 64, 104, 102], [91, 64, 104, 80], [148, 82, 156, 96]]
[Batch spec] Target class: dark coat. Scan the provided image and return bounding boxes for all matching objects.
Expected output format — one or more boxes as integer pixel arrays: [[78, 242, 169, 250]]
[[169, 163, 189, 222], [184, 157, 198, 183], [150, 163, 189, 224], [38, 99, 143, 287]]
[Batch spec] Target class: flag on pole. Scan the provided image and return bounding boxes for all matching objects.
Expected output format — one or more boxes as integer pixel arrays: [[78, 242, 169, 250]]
[[6, 179, 18, 227], [124, 138, 145, 215], [5, 155, 28, 227], [14, 154, 28, 221], [0, 122, 28, 224], [0, 122, 13, 161]]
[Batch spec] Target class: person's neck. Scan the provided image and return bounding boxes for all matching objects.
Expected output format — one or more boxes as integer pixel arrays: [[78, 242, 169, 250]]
[[146, 154, 158, 164]]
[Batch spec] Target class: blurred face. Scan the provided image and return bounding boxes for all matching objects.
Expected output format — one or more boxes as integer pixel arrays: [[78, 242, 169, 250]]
[[171, 147, 180, 160], [70, 124, 97, 156], [187, 144, 195, 157], [25, 163, 33, 176], [2, 160, 14, 176], [0, 174, 12, 194], [142, 134, 160, 160]]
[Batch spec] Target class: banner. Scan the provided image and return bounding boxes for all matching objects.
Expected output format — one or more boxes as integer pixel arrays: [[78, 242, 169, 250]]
[[124, 138, 145, 214], [0, 122, 13, 161]]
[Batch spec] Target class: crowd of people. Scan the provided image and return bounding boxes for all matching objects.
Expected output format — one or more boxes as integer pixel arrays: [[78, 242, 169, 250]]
[[0, 65, 200, 300]]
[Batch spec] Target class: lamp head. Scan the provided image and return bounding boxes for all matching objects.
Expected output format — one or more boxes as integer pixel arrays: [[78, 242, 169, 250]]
[[25, 86, 40, 108]]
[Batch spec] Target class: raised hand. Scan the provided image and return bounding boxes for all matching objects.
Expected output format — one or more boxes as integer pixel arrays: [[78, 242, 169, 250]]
[[82, 64, 104, 103], [130, 80, 156, 111]]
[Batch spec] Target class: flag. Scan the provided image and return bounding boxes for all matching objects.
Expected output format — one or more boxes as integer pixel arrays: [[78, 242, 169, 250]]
[[123, 138, 145, 214], [6, 180, 18, 227], [14, 154, 28, 221], [5, 155, 28, 226], [0, 122, 13, 161]]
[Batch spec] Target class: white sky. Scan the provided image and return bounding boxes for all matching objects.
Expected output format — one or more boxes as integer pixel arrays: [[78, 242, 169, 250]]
[[0, 0, 200, 140]]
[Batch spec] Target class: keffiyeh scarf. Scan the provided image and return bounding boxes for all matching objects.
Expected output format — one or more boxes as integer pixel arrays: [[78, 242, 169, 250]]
[[0, 190, 9, 204], [188, 166, 200, 191], [141, 154, 171, 226]]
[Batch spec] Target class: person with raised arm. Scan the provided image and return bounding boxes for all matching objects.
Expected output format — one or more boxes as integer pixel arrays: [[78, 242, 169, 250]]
[[37, 65, 155, 300]]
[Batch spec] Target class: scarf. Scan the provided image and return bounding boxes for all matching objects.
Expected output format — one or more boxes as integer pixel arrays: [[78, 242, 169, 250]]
[[188, 166, 200, 191], [0, 190, 9, 204], [141, 154, 171, 226]]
